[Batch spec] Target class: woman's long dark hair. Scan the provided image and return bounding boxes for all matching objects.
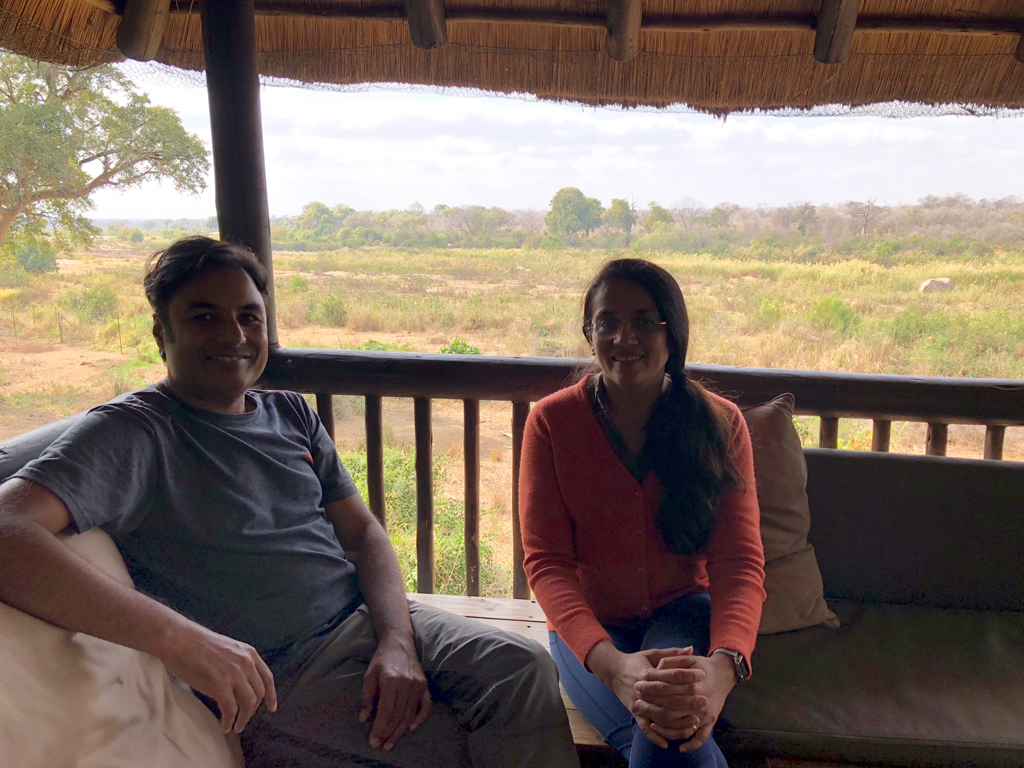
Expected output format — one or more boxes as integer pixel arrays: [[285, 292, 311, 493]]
[[583, 259, 744, 555]]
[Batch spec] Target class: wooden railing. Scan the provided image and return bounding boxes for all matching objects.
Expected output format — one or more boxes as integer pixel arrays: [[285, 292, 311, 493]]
[[263, 349, 1024, 598]]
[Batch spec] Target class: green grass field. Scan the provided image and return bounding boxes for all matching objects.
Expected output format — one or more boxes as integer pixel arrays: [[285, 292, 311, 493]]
[[3, 242, 1023, 595]]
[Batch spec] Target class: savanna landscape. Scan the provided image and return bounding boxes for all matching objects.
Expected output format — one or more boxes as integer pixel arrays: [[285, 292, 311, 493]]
[[3, 196, 1024, 595]]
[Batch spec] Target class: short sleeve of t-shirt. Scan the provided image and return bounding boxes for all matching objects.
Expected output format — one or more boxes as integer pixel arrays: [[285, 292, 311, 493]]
[[280, 392, 356, 506], [15, 403, 158, 535]]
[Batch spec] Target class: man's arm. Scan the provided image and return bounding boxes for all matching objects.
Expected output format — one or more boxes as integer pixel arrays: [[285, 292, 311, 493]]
[[326, 493, 430, 753], [0, 478, 277, 733]]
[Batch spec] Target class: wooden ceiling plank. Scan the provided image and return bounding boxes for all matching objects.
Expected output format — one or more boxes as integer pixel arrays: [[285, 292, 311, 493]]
[[405, 0, 447, 49], [116, 0, 170, 60], [605, 0, 643, 63], [814, 0, 859, 65]]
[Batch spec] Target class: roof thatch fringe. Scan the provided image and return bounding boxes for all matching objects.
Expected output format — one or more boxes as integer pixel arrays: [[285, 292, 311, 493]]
[[2, 0, 1024, 112]]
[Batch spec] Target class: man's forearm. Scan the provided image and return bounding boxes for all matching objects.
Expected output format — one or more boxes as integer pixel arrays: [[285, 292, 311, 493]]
[[346, 523, 415, 644], [0, 513, 195, 659]]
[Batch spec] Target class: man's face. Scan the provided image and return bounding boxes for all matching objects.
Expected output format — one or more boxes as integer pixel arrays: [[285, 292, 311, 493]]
[[154, 267, 268, 414]]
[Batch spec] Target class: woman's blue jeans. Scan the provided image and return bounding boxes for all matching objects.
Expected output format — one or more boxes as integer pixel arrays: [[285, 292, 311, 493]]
[[549, 592, 728, 768]]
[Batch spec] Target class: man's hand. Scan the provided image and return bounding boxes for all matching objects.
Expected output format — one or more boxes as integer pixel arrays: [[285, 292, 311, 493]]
[[633, 652, 735, 751], [161, 621, 278, 734], [359, 634, 431, 752]]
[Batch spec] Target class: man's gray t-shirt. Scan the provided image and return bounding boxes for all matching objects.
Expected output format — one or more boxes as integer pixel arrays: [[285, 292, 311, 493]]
[[15, 382, 361, 659]]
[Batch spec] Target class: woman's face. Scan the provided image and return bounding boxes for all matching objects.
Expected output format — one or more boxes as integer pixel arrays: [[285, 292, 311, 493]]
[[588, 278, 670, 392]]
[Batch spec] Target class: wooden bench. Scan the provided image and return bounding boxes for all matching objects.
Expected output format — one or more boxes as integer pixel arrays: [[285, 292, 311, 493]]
[[410, 593, 848, 768]]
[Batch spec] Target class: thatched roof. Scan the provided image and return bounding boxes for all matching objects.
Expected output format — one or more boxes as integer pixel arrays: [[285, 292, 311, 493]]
[[2, 0, 1024, 113]]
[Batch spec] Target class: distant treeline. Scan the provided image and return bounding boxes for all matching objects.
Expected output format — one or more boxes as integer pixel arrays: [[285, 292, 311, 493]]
[[99, 191, 1024, 261]]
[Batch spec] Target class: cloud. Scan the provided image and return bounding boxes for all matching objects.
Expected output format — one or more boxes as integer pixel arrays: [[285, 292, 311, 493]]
[[88, 75, 1024, 218]]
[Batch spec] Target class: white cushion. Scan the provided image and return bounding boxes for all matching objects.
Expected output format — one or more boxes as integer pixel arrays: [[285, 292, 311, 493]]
[[0, 528, 244, 767]]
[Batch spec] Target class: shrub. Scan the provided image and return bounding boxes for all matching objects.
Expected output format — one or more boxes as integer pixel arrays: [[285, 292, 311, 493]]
[[340, 446, 510, 596], [311, 294, 348, 326], [14, 241, 58, 273], [128, 229, 144, 243], [66, 286, 118, 321], [354, 339, 414, 352], [440, 337, 481, 355], [807, 294, 860, 335], [756, 298, 786, 329], [286, 274, 310, 292]]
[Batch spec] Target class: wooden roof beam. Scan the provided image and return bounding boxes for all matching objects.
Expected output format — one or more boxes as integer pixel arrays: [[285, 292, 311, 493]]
[[815, 0, 859, 65], [116, 0, 170, 61], [1016, 32, 1024, 64], [405, 0, 447, 49], [605, 0, 642, 63]]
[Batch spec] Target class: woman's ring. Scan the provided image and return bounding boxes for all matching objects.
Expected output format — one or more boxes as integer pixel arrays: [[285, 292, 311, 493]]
[[692, 723, 699, 736]]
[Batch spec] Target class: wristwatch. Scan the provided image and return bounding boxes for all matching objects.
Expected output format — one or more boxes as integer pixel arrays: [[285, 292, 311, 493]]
[[711, 648, 751, 683]]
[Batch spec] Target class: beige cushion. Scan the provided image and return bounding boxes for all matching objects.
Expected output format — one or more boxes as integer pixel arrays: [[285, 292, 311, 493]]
[[742, 394, 839, 634], [0, 528, 244, 768]]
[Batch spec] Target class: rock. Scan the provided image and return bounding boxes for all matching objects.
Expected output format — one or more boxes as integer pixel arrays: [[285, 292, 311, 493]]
[[919, 278, 954, 293]]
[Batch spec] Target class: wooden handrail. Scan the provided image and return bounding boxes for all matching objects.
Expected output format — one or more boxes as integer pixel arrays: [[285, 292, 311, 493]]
[[293, 350, 1023, 599], [264, 349, 1024, 426]]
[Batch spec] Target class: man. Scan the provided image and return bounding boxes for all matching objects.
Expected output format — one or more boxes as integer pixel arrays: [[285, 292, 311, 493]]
[[0, 236, 579, 768]]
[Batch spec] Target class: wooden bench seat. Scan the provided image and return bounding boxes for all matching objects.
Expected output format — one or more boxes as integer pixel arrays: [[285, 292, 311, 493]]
[[410, 594, 850, 768]]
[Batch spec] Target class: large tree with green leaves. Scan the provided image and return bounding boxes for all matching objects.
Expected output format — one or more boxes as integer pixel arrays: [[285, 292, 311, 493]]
[[0, 53, 209, 254], [546, 187, 604, 237], [603, 198, 637, 239]]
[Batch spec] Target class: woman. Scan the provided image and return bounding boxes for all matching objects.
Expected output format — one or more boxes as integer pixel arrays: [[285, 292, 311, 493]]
[[519, 259, 766, 768]]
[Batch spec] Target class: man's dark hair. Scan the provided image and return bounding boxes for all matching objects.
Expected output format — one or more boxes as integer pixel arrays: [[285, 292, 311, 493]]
[[144, 236, 269, 331]]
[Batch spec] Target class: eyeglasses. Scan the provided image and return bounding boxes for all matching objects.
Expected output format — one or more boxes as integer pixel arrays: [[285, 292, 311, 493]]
[[587, 317, 667, 341]]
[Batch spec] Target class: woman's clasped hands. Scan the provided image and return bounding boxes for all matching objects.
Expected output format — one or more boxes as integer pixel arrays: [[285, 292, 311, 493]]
[[633, 649, 737, 753], [587, 640, 735, 753]]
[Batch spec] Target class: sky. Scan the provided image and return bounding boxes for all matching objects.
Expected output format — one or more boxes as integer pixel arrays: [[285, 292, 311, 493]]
[[88, 65, 1024, 220]]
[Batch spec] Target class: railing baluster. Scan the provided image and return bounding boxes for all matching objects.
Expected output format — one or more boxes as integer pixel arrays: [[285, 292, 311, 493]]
[[365, 395, 386, 530], [464, 399, 481, 596], [871, 419, 891, 452], [926, 422, 948, 456], [984, 425, 1005, 461], [414, 397, 434, 594], [315, 392, 335, 441], [819, 416, 839, 449], [511, 401, 531, 600]]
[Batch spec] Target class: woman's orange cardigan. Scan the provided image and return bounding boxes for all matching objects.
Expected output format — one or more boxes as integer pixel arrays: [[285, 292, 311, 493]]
[[519, 376, 766, 667]]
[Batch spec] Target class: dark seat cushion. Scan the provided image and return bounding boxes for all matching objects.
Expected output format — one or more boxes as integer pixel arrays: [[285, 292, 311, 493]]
[[718, 600, 1024, 767]]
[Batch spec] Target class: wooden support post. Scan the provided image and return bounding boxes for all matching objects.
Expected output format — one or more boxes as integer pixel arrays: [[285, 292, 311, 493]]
[[605, 0, 642, 62], [405, 0, 446, 49], [315, 392, 335, 442], [814, 0, 859, 64], [365, 395, 386, 529], [871, 419, 891, 452], [819, 416, 839, 449], [926, 422, 948, 456], [984, 426, 1005, 461], [116, 0, 170, 61], [511, 401, 531, 600], [1017, 32, 1024, 64], [200, 0, 278, 346], [414, 397, 434, 594], [464, 399, 481, 597]]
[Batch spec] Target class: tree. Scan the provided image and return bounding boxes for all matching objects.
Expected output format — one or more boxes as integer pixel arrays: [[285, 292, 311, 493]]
[[297, 201, 334, 231], [546, 187, 604, 237], [0, 53, 209, 253], [603, 199, 637, 240], [643, 202, 674, 233], [672, 197, 706, 232], [844, 200, 887, 235]]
